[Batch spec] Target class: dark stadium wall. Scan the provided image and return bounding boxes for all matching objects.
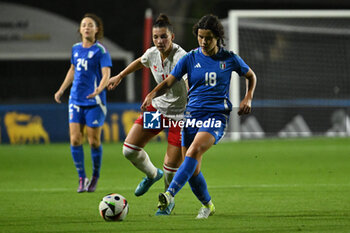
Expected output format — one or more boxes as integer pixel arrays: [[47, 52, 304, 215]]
[[1, 0, 350, 104]]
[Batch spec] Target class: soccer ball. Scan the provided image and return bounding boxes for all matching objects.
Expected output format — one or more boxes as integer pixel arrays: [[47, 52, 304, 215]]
[[99, 193, 129, 221]]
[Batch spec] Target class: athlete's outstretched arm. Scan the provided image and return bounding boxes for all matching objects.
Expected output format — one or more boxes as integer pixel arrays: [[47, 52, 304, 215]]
[[238, 68, 257, 115], [54, 64, 75, 103], [87, 67, 111, 99], [107, 57, 144, 90], [141, 74, 177, 111]]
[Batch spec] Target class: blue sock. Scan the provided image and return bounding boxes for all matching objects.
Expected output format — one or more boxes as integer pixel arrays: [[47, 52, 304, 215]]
[[70, 145, 85, 178], [91, 145, 102, 178], [189, 171, 211, 205], [167, 156, 198, 196]]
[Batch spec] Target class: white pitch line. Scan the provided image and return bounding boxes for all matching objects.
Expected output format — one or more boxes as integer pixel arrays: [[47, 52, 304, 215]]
[[0, 184, 349, 193]]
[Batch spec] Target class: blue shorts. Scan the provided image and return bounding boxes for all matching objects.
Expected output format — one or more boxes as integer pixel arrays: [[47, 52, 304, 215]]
[[181, 111, 229, 147], [68, 102, 106, 127]]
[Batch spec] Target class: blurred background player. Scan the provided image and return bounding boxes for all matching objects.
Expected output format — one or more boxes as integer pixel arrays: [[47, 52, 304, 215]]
[[141, 14, 257, 218], [54, 13, 112, 193], [108, 14, 187, 215]]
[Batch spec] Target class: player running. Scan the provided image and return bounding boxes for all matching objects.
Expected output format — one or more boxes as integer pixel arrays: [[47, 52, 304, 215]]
[[141, 14, 257, 218], [54, 13, 112, 193], [107, 14, 187, 215]]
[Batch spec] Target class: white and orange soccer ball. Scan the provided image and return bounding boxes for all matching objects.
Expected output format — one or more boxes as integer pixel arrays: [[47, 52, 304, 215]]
[[99, 193, 129, 221]]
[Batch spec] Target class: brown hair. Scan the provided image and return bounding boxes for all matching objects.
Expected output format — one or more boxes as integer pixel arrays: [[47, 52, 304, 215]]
[[153, 13, 173, 33], [80, 13, 104, 41]]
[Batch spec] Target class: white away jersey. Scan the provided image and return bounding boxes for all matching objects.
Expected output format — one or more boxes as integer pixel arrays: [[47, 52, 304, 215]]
[[141, 43, 187, 120]]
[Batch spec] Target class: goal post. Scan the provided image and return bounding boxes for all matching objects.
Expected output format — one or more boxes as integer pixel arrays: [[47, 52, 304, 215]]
[[227, 10, 350, 141]]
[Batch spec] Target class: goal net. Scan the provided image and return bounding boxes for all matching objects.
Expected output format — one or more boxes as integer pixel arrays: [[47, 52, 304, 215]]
[[227, 10, 350, 140]]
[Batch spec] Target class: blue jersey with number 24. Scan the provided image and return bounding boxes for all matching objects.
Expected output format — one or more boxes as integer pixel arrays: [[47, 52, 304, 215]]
[[171, 47, 250, 112], [70, 41, 112, 106]]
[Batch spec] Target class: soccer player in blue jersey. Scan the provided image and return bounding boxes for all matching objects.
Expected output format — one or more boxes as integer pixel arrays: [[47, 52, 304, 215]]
[[141, 14, 257, 218], [54, 13, 112, 193]]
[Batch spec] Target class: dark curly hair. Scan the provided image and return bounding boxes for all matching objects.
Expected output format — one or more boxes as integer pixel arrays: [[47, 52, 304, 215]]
[[192, 14, 225, 46]]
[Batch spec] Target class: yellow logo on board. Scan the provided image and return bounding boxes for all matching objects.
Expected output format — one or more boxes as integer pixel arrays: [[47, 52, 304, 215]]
[[4, 112, 50, 144]]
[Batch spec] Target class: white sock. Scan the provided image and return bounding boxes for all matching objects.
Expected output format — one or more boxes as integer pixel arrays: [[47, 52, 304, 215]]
[[163, 164, 178, 191], [123, 142, 157, 178]]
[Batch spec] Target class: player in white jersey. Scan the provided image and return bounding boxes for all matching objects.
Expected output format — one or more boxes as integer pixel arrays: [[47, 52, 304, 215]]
[[107, 14, 187, 215], [141, 44, 187, 119], [142, 14, 257, 219], [55, 14, 112, 193]]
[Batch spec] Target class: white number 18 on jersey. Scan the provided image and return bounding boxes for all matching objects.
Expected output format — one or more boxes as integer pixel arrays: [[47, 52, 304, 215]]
[[205, 72, 217, 86]]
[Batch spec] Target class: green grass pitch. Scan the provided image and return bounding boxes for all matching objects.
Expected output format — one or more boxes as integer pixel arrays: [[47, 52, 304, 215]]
[[0, 137, 349, 233]]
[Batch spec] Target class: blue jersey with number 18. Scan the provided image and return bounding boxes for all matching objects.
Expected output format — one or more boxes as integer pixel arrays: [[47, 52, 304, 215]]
[[70, 41, 112, 106], [171, 47, 250, 112]]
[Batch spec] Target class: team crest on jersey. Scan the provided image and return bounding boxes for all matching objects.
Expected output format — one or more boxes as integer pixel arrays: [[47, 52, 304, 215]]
[[88, 51, 94, 58], [153, 65, 158, 71], [220, 61, 226, 70], [74, 52, 78, 57]]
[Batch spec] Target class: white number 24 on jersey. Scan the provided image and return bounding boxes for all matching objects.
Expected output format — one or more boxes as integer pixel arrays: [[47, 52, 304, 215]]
[[205, 72, 217, 86], [77, 58, 88, 71]]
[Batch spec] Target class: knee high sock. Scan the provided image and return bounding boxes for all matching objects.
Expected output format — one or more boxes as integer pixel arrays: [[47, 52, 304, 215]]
[[188, 171, 211, 205], [163, 164, 178, 191], [70, 145, 85, 178], [91, 145, 102, 178], [167, 156, 198, 196], [123, 142, 157, 178]]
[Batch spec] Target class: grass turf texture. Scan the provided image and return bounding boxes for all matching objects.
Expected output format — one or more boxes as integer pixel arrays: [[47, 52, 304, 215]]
[[0, 137, 349, 233]]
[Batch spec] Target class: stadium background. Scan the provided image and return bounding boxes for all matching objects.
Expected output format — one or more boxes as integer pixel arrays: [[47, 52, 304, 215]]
[[0, 0, 349, 143], [1, 2, 350, 232]]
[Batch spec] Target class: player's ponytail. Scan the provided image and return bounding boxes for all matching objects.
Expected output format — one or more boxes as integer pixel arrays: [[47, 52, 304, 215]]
[[153, 13, 174, 33], [193, 14, 225, 47]]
